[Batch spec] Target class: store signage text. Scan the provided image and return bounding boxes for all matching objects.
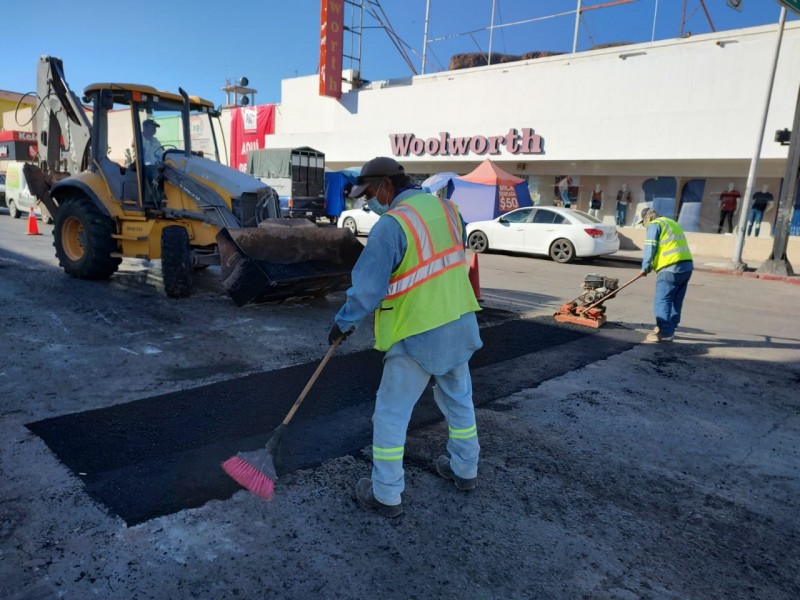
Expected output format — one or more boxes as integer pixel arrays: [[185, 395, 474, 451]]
[[319, 0, 344, 99], [389, 128, 544, 157]]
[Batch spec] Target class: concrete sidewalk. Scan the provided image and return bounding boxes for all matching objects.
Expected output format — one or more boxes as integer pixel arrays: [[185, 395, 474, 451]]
[[606, 249, 800, 284]]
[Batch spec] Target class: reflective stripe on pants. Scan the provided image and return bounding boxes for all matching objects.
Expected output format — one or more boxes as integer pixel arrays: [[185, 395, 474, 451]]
[[371, 353, 480, 505]]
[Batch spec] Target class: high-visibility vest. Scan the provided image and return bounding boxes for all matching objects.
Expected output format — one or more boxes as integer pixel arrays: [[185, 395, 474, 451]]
[[374, 193, 480, 351], [651, 217, 693, 272]]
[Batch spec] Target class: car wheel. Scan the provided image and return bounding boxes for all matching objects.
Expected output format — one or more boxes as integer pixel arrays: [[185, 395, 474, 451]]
[[54, 195, 121, 279], [549, 238, 576, 263], [161, 225, 193, 299], [342, 217, 357, 235], [468, 230, 488, 253], [8, 200, 20, 219]]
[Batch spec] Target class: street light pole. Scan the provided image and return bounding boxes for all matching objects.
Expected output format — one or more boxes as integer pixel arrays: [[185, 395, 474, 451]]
[[421, 0, 431, 74], [731, 7, 787, 270], [757, 82, 800, 276]]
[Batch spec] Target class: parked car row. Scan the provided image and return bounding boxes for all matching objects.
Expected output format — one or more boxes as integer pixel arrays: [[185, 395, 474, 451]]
[[338, 204, 619, 264]]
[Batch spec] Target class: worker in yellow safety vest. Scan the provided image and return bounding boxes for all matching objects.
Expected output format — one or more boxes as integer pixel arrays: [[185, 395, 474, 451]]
[[640, 207, 694, 343], [329, 157, 483, 517]]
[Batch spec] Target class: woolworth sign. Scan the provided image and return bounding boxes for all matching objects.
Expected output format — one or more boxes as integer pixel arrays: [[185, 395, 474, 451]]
[[389, 128, 544, 158]]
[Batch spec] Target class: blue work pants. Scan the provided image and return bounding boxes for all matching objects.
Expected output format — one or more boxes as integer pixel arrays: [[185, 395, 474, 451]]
[[654, 269, 692, 337], [371, 353, 479, 506]]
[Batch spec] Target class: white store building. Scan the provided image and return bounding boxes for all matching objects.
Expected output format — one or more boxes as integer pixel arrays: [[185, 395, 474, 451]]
[[240, 20, 800, 241]]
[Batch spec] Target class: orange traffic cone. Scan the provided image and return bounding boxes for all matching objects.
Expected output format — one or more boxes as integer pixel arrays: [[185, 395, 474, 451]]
[[26, 206, 41, 236], [468, 252, 482, 301]]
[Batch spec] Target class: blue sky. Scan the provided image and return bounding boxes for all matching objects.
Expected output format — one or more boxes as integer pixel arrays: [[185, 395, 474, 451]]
[[1, 1, 795, 108]]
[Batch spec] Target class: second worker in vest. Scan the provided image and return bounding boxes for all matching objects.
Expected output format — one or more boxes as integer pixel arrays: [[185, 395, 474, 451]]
[[328, 157, 483, 517], [640, 208, 694, 343]]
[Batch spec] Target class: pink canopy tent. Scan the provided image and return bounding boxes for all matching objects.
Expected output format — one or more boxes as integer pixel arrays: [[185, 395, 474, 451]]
[[447, 159, 533, 222]]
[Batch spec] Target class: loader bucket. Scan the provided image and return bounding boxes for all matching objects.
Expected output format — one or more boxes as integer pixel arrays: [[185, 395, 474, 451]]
[[216, 218, 364, 305]]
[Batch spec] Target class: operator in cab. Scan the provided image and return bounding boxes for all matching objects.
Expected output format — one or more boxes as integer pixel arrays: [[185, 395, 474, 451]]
[[141, 119, 163, 165]]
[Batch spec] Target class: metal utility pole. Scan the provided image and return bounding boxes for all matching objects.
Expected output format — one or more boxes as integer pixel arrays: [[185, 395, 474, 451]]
[[731, 7, 787, 270], [573, 0, 583, 53], [488, 0, 497, 65], [421, 0, 431, 74], [757, 82, 800, 276]]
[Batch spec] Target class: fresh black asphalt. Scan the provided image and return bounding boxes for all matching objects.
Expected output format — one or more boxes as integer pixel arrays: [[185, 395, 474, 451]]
[[27, 311, 640, 525]]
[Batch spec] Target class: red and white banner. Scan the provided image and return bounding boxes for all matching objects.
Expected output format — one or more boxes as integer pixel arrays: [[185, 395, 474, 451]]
[[229, 104, 275, 172], [319, 0, 344, 98]]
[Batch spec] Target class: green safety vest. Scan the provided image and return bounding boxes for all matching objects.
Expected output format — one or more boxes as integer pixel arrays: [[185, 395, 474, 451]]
[[374, 193, 480, 352], [651, 217, 693, 272]]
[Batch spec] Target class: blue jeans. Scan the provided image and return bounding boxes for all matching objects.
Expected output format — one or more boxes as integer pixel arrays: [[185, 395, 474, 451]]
[[560, 188, 571, 208], [746, 207, 765, 236], [654, 269, 692, 337], [371, 353, 480, 505], [616, 205, 627, 226]]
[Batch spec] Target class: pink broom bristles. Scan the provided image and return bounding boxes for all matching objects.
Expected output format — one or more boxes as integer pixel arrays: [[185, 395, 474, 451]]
[[222, 453, 276, 501]]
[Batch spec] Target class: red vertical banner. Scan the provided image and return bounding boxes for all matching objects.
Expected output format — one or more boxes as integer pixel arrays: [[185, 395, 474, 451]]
[[319, 0, 344, 98], [229, 104, 275, 172]]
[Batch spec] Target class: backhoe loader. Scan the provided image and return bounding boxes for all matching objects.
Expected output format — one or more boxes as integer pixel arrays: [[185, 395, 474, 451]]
[[25, 56, 361, 304]]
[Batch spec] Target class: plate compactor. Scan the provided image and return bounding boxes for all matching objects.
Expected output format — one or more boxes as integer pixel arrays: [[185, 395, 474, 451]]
[[553, 272, 644, 328]]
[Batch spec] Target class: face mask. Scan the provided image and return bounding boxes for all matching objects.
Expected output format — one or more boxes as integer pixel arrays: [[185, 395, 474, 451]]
[[367, 183, 389, 215]]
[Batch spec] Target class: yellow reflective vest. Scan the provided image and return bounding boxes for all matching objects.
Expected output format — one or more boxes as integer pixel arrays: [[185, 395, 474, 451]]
[[374, 193, 480, 352], [651, 217, 693, 272]]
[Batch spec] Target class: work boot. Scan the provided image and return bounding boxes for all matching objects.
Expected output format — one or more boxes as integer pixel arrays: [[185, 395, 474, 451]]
[[435, 456, 477, 491], [355, 478, 403, 518], [646, 332, 673, 343]]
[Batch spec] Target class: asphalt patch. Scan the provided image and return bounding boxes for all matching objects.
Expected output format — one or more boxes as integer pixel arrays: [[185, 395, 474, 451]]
[[27, 314, 637, 525]]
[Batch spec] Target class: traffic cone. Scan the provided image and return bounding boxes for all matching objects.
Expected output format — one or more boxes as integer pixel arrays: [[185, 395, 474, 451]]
[[468, 252, 482, 301], [26, 206, 41, 236]]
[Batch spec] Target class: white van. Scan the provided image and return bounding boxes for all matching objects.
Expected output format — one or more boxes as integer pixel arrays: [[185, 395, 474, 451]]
[[4, 161, 52, 223]]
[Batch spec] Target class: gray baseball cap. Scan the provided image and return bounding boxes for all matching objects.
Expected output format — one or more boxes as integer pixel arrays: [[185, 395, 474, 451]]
[[349, 157, 405, 198]]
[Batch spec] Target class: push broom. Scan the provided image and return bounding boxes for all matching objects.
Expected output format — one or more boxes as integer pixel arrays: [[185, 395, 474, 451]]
[[222, 338, 341, 500]]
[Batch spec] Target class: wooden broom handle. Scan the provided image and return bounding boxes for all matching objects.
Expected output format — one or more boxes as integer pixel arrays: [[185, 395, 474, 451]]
[[282, 337, 341, 425]]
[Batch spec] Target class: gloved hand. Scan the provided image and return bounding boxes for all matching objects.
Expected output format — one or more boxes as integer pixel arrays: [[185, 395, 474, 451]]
[[641, 266, 651, 276], [328, 323, 351, 345]]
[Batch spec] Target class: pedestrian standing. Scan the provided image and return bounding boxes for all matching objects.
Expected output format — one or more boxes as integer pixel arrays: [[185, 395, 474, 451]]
[[329, 156, 483, 517], [640, 207, 694, 343]]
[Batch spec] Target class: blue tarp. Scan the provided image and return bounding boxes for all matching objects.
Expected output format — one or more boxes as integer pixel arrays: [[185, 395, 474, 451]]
[[446, 179, 533, 223], [324, 171, 357, 217], [422, 172, 459, 193]]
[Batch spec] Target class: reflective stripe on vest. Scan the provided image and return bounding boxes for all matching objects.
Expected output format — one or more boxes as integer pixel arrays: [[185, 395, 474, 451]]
[[652, 217, 692, 271], [374, 193, 480, 352], [385, 199, 466, 300]]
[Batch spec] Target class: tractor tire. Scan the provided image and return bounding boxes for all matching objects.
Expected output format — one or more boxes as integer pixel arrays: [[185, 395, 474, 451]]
[[161, 225, 193, 299], [53, 196, 121, 279]]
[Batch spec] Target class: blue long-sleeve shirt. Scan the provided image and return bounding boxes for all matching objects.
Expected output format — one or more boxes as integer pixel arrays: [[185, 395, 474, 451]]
[[642, 220, 694, 274], [334, 186, 482, 375]]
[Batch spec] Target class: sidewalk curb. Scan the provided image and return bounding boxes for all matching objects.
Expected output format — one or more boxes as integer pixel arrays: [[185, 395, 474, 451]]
[[604, 254, 800, 285]]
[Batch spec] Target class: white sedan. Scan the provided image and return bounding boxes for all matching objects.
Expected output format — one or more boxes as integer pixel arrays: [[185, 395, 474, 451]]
[[465, 206, 619, 263], [338, 206, 379, 236]]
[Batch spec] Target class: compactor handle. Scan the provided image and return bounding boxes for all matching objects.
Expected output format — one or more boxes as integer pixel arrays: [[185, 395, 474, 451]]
[[583, 271, 645, 311]]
